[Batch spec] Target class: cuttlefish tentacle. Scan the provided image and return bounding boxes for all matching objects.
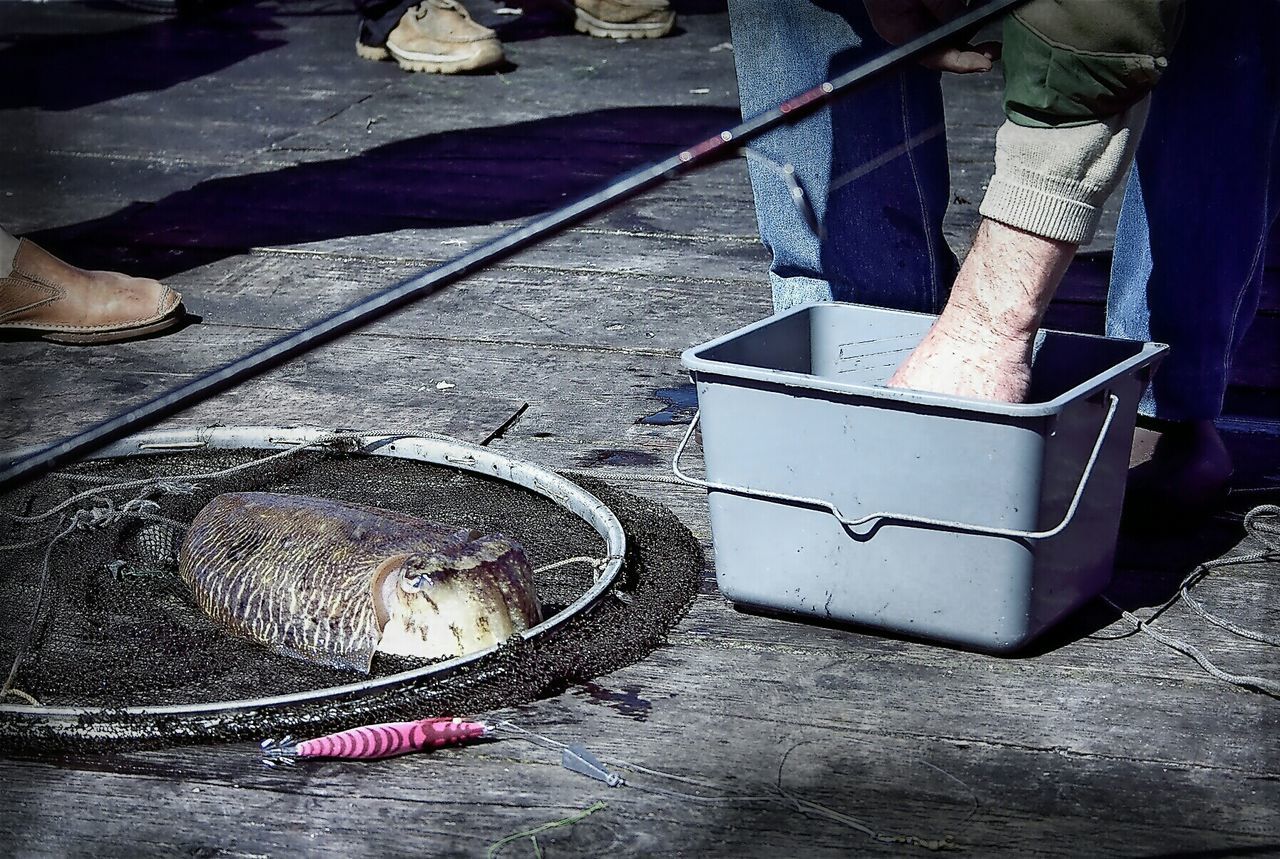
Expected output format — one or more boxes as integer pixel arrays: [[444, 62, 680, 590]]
[[178, 492, 542, 674]]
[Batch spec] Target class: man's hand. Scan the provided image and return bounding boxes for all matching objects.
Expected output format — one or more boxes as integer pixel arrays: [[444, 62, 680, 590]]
[[887, 219, 1076, 403], [863, 0, 1001, 74]]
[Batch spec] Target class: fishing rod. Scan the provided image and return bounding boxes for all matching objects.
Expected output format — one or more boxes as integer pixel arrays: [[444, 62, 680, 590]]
[[0, 0, 1023, 492]]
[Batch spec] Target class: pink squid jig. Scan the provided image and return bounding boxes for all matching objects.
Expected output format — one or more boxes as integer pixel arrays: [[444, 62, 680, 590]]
[[260, 716, 493, 765]]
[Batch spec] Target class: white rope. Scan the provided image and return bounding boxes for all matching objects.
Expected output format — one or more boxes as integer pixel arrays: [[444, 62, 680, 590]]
[[0, 433, 371, 698], [532, 556, 604, 575], [1103, 504, 1280, 698], [1, 431, 367, 526], [531, 556, 622, 584], [0, 688, 41, 706]]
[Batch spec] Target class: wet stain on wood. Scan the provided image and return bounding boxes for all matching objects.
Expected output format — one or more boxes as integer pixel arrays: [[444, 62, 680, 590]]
[[638, 384, 697, 425], [573, 681, 652, 721]]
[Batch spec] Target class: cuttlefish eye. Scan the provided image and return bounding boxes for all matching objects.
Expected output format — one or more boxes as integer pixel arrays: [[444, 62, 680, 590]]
[[398, 555, 430, 593], [400, 574, 428, 593]]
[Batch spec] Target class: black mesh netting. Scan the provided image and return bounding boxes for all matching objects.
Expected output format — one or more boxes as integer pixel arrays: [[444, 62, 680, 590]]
[[0, 444, 702, 753]]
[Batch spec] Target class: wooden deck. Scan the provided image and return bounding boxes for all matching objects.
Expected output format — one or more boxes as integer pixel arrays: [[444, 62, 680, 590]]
[[2, 2, 1278, 855]]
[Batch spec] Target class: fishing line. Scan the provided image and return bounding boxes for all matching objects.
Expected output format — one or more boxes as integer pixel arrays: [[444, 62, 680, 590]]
[[0, 0, 1027, 493], [740, 148, 825, 241], [493, 719, 967, 851], [829, 122, 946, 193]]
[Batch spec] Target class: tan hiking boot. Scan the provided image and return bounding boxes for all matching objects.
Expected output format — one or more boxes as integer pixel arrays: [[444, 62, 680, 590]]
[[0, 240, 184, 344], [380, 0, 504, 74], [356, 33, 392, 62], [568, 0, 674, 39]]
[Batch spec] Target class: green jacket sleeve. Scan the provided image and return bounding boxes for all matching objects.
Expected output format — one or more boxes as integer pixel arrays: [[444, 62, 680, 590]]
[[1002, 0, 1185, 128], [978, 0, 1184, 243]]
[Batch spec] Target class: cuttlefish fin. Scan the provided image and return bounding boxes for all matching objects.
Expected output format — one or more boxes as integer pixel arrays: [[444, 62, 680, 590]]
[[266, 639, 376, 675]]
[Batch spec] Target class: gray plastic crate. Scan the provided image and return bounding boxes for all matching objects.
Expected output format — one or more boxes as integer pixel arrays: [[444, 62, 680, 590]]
[[678, 302, 1166, 653]]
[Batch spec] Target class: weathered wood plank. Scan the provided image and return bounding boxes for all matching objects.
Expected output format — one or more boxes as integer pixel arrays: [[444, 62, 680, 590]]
[[2, 677, 1276, 857], [0, 326, 698, 451]]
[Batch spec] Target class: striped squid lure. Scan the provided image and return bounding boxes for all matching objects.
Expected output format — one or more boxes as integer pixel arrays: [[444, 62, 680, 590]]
[[260, 716, 493, 765]]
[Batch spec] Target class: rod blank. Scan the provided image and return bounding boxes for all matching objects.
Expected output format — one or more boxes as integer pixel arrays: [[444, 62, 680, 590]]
[[0, 0, 1023, 492]]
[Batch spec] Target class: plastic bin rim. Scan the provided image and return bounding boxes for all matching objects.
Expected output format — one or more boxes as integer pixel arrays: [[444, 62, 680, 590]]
[[680, 301, 1168, 418]]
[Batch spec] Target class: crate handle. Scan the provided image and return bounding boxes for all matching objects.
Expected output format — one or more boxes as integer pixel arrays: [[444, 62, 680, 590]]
[[672, 393, 1120, 541]]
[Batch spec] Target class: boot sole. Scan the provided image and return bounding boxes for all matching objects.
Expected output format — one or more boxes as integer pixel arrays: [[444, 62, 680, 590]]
[[572, 6, 674, 38], [13, 307, 187, 345], [356, 40, 391, 61], [387, 40, 504, 74]]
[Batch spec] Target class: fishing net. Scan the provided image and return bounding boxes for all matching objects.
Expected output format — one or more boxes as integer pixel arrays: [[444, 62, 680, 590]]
[[0, 434, 702, 753]]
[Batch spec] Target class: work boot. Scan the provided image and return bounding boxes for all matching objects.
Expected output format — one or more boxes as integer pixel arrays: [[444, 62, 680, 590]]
[[0, 240, 184, 344], [1124, 418, 1234, 529], [566, 0, 674, 39], [359, 0, 504, 74]]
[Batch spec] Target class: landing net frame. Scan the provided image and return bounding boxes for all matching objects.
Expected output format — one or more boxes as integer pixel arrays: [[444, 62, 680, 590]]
[[0, 426, 627, 742]]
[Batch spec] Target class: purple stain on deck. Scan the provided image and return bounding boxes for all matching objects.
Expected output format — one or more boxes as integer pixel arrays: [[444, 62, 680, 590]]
[[574, 682, 652, 721], [638, 384, 697, 426]]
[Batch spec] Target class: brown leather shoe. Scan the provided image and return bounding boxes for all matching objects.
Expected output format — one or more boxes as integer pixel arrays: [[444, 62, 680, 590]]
[[384, 0, 504, 74], [0, 239, 183, 344]]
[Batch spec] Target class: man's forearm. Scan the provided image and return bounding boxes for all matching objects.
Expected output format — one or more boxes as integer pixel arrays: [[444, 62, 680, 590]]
[[887, 96, 1150, 402], [942, 218, 1074, 340], [883, 0, 1171, 404], [887, 218, 1075, 402]]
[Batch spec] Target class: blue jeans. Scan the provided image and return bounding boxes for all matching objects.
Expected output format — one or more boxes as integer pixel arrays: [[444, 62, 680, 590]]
[[1107, 0, 1280, 421], [727, 0, 955, 313], [356, 0, 414, 46]]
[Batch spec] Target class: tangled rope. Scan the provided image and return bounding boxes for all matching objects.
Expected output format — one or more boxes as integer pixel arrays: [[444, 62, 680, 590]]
[[0, 490, 196, 702], [0, 433, 370, 704], [1, 431, 370, 528], [1103, 504, 1280, 698]]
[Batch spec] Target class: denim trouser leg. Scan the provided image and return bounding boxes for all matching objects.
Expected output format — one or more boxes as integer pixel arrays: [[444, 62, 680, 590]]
[[355, 0, 415, 46], [727, 0, 955, 313], [1107, 0, 1280, 421]]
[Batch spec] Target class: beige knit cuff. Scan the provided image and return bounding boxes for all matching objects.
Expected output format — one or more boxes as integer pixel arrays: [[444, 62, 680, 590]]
[[979, 97, 1151, 245]]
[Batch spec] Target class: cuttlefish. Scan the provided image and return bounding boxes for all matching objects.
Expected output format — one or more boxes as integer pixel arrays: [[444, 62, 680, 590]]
[[177, 492, 542, 673]]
